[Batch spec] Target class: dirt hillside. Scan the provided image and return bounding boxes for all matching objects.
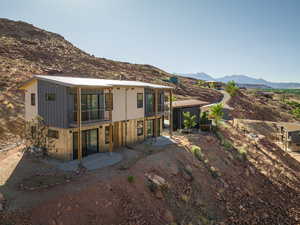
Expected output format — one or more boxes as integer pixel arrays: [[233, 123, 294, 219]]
[[0, 18, 222, 146]]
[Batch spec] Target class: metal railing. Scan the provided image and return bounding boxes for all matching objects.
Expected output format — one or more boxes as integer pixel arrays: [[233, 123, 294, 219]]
[[73, 109, 109, 122]]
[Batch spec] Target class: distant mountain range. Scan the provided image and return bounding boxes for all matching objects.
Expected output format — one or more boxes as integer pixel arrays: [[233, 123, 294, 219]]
[[177, 72, 300, 89]]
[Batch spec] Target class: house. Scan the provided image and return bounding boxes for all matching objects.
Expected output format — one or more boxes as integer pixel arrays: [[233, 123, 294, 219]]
[[276, 122, 300, 151], [20, 75, 173, 161], [204, 81, 223, 90], [172, 99, 209, 131]]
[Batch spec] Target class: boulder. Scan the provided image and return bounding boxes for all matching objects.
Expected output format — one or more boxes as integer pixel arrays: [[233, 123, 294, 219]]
[[145, 173, 168, 188]]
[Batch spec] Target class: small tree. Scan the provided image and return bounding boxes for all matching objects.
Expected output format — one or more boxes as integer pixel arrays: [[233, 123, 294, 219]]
[[24, 116, 55, 156], [183, 111, 197, 133], [200, 111, 211, 131], [210, 103, 224, 127], [225, 81, 239, 96]]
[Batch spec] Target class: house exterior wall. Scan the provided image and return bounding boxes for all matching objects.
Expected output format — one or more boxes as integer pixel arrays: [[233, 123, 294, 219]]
[[38, 80, 69, 128], [24, 80, 38, 121], [107, 87, 145, 122]]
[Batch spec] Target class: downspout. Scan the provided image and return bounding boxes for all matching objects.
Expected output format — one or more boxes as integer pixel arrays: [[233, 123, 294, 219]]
[[124, 88, 130, 148]]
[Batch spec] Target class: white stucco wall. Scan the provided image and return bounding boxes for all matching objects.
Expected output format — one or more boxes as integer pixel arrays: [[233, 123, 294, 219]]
[[108, 87, 145, 122], [24, 81, 38, 121]]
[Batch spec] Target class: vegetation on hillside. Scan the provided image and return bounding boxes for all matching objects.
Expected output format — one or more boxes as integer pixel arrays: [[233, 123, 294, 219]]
[[225, 80, 239, 96]]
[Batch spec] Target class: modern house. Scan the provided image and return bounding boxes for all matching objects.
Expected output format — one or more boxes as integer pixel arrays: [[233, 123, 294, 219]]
[[172, 99, 208, 131], [20, 75, 173, 161], [276, 122, 300, 152]]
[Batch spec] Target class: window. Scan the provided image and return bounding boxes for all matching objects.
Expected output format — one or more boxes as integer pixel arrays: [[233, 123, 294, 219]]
[[137, 121, 144, 136], [137, 93, 143, 108], [105, 93, 113, 111], [105, 126, 113, 144], [48, 129, 59, 139], [31, 93, 36, 106], [45, 93, 56, 101]]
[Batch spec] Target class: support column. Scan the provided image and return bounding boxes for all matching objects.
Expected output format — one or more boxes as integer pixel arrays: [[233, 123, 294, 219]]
[[77, 87, 82, 160], [169, 89, 173, 137], [154, 89, 158, 140], [108, 88, 113, 153]]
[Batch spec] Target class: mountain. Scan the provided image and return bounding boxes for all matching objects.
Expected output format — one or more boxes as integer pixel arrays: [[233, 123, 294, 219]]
[[178, 73, 300, 89], [0, 18, 222, 144], [175, 72, 216, 81]]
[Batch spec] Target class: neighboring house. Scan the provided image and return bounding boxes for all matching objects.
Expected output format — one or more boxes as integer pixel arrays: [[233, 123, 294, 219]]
[[172, 99, 208, 131], [276, 123, 300, 152], [20, 75, 173, 161], [204, 81, 223, 90]]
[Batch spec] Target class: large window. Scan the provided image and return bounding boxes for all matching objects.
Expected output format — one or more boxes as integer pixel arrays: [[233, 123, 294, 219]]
[[74, 93, 105, 122], [145, 93, 155, 114], [45, 93, 56, 101], [137, 93, 143, 108], [31, 93, 36, 106], [105, 93, 113, 111], [137, 121, 144, 136]]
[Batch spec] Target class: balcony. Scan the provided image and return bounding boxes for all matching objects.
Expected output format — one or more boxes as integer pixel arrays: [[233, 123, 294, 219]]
[[71, 109, 110, 127]]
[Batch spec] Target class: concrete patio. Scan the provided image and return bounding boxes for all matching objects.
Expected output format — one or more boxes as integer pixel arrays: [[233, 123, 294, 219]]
[[45, 152, 123, 171]]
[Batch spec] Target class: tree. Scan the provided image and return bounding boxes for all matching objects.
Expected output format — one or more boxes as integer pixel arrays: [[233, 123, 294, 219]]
[[24, 116, 55, 156], [200, 111, 211, 131], [210, 103, 224, 127], [225, 80, 239, 96], [183, 111, 197, 133]]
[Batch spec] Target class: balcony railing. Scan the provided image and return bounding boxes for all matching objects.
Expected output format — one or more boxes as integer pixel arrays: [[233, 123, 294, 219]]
[[73, 109, 109, 122]]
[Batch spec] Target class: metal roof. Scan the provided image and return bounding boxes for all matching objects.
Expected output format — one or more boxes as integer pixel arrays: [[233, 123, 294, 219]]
[[173, 99, 209, 108], [21, 75, 173, 89]]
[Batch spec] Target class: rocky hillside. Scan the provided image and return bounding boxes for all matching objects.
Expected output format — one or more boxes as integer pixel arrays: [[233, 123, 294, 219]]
[[0, 18, 222, 145]]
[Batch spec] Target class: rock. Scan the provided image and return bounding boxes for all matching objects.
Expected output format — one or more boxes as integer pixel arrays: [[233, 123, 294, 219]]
[[145, 173, 168, 188], [182, 171, 193, 181], [163, 209, 174, 223], [0, 192, 5, 202], [185, 165, 193, 174], [155, 190, 164, 199], [0, 203, 3, 211]]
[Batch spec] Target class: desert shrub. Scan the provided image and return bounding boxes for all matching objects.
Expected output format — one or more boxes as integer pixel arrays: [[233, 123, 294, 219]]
[[225, 81, 239, 96], [209, 166, 220, 178], [291, 107, 300, 118], [127, 175, 135, 183], [237, 148, 247, 161], [24, 116, 55, 156]]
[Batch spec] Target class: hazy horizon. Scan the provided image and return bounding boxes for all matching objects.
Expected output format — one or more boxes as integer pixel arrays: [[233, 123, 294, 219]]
[[1, 0, 300, 82]]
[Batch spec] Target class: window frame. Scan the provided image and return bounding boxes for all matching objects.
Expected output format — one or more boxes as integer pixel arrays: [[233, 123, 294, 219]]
[[105, 93, 113, 111], [45, 93, 56, 101], [137, 93, 144, 108], [137, 120, 144, 136], [30, 93, 36, 106], [47, 129, 59, 139]]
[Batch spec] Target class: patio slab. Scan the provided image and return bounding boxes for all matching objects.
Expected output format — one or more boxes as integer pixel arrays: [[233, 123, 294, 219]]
[[45, 152, 123, 171]]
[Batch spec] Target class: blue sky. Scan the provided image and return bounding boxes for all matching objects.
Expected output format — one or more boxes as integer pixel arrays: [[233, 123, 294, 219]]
[[1, 0, 300, 82]]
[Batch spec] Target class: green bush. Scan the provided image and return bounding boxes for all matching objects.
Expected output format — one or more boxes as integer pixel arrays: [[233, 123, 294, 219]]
[[127, 175, 135, 183], [225, 81, 239, 96], [237, 148, 247, 161]]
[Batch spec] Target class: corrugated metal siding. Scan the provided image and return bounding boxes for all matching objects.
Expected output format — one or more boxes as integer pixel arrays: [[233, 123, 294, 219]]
[[38, 80, 69, 128]]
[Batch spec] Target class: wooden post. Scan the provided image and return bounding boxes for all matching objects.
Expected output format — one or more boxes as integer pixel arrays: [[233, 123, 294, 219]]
[[154, 89, 158, 140], [77, 87, 82, 160], [169, 89, 173, 137], [108, 88, 113, 153]]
